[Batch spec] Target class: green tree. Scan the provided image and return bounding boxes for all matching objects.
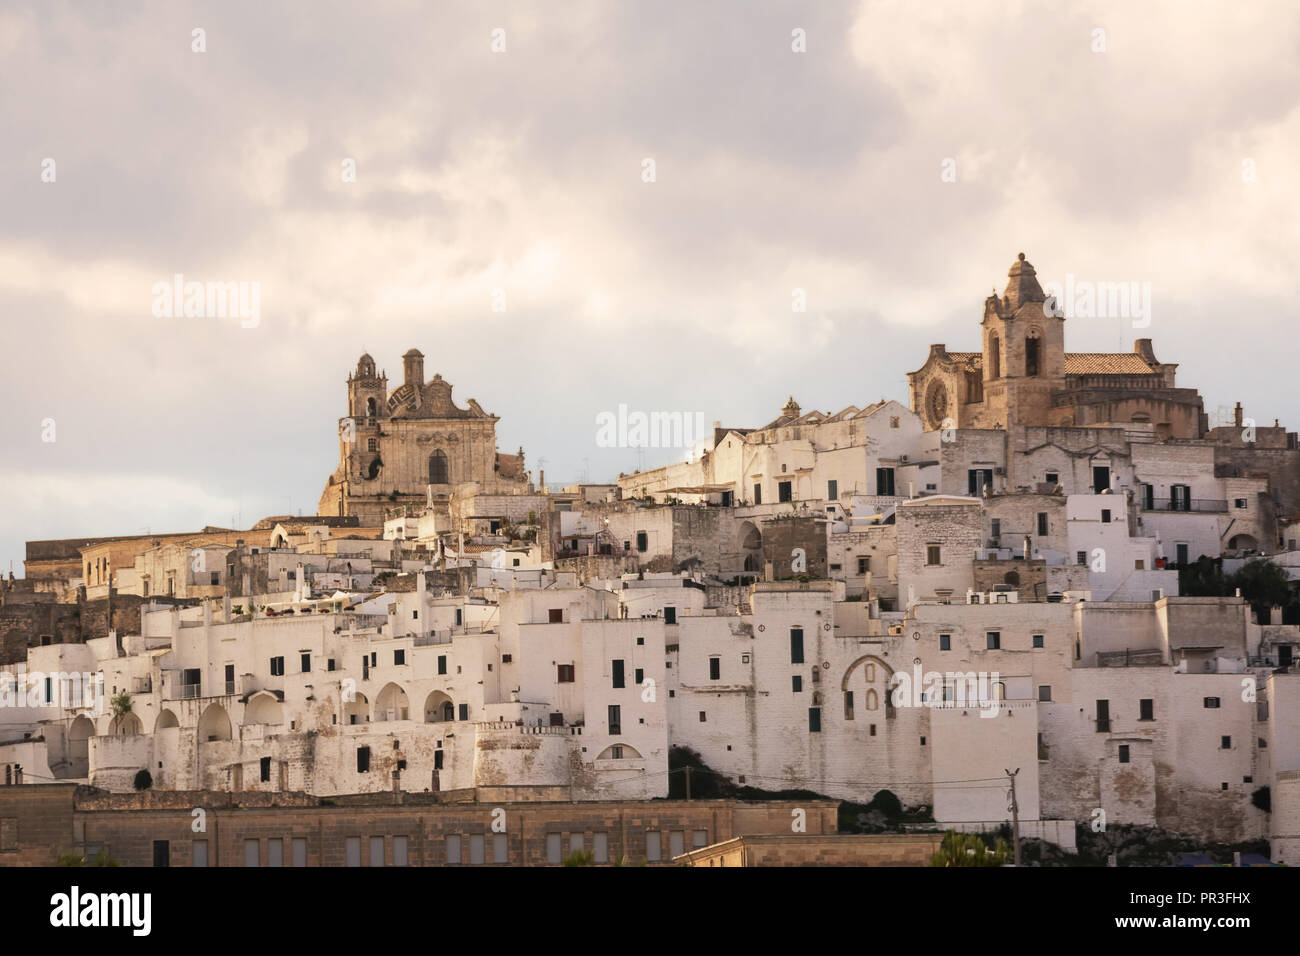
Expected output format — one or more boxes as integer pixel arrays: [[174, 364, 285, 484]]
[[1228, 559, 1292, 623]]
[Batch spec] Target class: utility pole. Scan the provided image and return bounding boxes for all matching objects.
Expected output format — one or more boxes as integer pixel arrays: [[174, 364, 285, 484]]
[[1005, 767, 1021, 867]]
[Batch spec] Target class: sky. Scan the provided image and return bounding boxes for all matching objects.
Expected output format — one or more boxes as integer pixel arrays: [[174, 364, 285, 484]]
[[2, 0, 1298, 573]]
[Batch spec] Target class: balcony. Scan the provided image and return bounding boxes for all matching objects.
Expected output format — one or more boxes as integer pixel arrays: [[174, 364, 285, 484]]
[[1141, 499, 1227, 513]]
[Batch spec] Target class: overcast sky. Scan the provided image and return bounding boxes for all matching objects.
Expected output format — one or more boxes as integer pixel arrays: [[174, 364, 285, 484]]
[[2, 0, 1298, 573]]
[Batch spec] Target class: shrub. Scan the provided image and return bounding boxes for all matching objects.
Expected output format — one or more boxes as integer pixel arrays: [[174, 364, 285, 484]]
[[133, 769, 152, 791]]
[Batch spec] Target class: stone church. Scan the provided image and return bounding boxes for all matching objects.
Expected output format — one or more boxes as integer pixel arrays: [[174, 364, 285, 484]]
[[907, 253, 1207, 438], [318, 350, 527, 525]]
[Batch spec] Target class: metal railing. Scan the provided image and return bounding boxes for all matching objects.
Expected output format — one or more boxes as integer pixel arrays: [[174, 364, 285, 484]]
[[1141, 499, 1227, 513]]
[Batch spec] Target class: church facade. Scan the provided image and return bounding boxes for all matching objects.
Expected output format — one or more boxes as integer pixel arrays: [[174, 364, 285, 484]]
[[907, 253, 1207, 438], [318, 350, 526, 525]]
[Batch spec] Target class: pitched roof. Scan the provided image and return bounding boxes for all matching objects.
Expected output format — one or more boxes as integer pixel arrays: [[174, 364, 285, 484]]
[[1064, 353, 1157, 375], [933, 352, 1156, 376]]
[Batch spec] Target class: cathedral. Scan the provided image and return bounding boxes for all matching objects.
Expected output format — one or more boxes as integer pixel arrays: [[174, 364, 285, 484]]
[[907, 253, 1207, 437], [318, 349, 527, 525]]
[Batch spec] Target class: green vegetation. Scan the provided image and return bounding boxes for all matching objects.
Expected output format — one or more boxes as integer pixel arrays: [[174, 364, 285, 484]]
[[929, 830, 1011, 867]]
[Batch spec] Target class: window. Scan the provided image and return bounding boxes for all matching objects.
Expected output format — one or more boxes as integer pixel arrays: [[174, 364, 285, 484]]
[[1235, 498, 1248, 509], [939, 634, 951, 651], [428, 449, 449, 484], [926, 545, 941, 566], [548, 608, 563, 623], [636, 532, 648, 553], [790, 628, 804, 664], [858, 557, 870, 574], [1176, 544, 1189, 566], [367, 438, 378, 452], [1025, 335, 1040, 376], [1033, 634, 1044, 648], [611, 745, 624, 759], [270, 656, 284, 677], [968, 469, 993, 496], [634, 667, 644, 684], [292, 838, 307, 867], [1046, 472, 1058, 485], [394, 649, 405, 666], [394, 836, 409, 866], [1118, 745, 1130, 764], [447, 834, 463, 865], [192, 841, 209, 867], [843, 690, 853, 719], [708, 658, 720, 681], [356, 746, 370, 772], [645, 831, 662, 862], [876, 467, 895, 496], [699, 711, 707, 723], [557, 664, 575, 683], [986, 631, 1000, 650], [493, 833, 508, 863], [792, 675, 802, 692], [245, 839, 261, 868], [1077, 551, 1087, 566], [664, 606, 677, 625], [1038, 685, 1051, 702], [753, 483, 762, 505], [438, 655, 447, 675], [1101, 509, 1111, 524], [612, 660, 625, 688], [1037, 513, 1048, 536], [300, 653, 310, 673], [1204, 697, 1221, 709], [458, 703, 468, 720], [778, 481, 793, 502], [153, 840, 170, 868], [808, 707, 821, 733], [1171, 484, 1190, 511], [260, 756, 271, 782], [1139, 699, 1154, 721], [608, 705, 621, 735], [594, 833, 609, 863], [1221, 736, 1232, 749], [692, 830, 708, 849], [267, 838, 283, 868], [1096, 700, 1110, 732], [470, 834, 485, 865]]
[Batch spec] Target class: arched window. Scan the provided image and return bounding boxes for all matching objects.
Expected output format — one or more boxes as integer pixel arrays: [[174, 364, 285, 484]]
[[1025, 331, 1041, 376], [988, 334, 1000, 379], [429, 450, 449, 485], [366, 458, 381, 480], [365, 397, 377, 417], [865, 689, 879, 711]]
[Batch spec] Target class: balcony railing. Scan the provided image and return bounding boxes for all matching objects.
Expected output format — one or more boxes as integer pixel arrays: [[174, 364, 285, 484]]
[[1141, 499, 1227, 513]]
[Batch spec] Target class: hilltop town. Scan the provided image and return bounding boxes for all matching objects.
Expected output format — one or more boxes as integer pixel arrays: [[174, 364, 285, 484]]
[[2, 254, 1297, 867]]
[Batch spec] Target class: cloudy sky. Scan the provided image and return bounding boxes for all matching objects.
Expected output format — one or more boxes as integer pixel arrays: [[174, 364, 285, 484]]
[[2, 0, 1298, 572]]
